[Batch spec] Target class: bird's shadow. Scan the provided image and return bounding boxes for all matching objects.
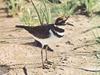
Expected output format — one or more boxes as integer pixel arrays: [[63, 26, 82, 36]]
[[23, 40, 42, 48], [0, 65, 10, 75]]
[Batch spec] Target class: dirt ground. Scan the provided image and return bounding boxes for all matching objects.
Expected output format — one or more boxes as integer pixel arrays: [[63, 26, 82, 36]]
[[0, 1, 100, 75]]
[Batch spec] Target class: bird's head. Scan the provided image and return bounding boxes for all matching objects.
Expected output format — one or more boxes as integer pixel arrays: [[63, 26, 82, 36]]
[[54, 16, 72, 29], [55, 16, 69, 25]]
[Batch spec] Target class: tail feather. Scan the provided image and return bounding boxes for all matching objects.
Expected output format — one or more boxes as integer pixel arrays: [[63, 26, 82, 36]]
[[16, 25, 34, 33], [16, 25, 28, 28]]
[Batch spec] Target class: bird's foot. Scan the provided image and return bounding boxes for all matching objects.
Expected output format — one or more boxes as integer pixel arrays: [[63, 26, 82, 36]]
[[42, 65, 49, 69], [43, 45, 54, 52], [45, 60, 53, 65]]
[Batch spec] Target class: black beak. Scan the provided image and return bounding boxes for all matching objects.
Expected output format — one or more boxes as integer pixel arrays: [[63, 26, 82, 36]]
[[64, 16, 70, 21], [66, 22, 74, 26], [64, 16, 74, 26]]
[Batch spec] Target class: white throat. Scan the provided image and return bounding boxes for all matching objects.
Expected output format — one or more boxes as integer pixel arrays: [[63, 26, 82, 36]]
[[54, 25, 65, 29]]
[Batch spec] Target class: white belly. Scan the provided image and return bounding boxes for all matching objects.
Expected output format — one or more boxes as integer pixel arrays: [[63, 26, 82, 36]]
[[32, 30, 63, 47]]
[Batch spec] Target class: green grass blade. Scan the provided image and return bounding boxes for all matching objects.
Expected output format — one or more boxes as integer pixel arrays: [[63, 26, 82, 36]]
[[31, 0, 43, 25]]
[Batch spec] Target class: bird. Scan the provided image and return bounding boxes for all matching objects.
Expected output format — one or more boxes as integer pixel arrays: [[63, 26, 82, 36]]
[[16, 16, 73, 69]]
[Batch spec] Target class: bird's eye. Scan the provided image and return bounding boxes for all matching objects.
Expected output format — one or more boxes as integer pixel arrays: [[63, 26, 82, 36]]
[[58, 20, 63, 23]]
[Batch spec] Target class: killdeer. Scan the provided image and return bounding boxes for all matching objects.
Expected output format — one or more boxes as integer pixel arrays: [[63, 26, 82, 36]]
[[16, 16, 73, 69]]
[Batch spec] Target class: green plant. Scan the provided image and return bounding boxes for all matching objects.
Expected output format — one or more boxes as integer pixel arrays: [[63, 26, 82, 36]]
[[31, 0, 43, 25], [20, 7, 36, 26], [84, 0, 96, 16], [89, 27, 100, 59], [62, 0, 77, 16], [32, 0, 52, 25], [20, 0, 52, 26], [51, 0, 77, 17], [5, 0, 25, 17], [78, 0, 100, 16], [41, 0, 52, 24], [92, 31, 100, 60]]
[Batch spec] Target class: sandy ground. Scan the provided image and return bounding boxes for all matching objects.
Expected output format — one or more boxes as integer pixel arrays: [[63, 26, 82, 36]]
[[0, 1, 100, 75]]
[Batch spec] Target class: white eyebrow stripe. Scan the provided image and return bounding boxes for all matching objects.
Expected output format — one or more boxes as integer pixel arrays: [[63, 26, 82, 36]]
[[54, 25, 65, 29]]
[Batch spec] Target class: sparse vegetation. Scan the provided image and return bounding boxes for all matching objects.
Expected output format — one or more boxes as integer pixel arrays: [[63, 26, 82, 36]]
[[50, 0, 77, 17], [20, 6, 35, 26], [4, 0, 100, 21], [0, 0, 100, 74], [20, 0, 52, 26], [77, 0, 100, 16], [5, 0, 25, 17]]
